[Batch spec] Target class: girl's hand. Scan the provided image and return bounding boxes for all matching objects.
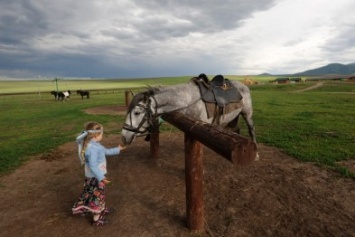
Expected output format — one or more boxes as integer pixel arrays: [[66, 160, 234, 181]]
[[119, 144, 127, 150], [102, 178, 111, 184]]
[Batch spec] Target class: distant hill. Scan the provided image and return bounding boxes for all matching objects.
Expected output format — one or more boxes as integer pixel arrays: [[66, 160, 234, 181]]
[[293, 63, 355, 76], [258, 73, 273, 76]]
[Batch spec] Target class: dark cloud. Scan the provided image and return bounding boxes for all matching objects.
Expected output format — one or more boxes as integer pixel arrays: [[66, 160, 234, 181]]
[[131, 0, 277, 38], [0, 0, 279, 78], [3, 0, 353, 78]]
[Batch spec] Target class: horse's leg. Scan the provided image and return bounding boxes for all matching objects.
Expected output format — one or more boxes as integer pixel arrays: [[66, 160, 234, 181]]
[[226, 114, 241, 134], [241, 112, 259, 160], [241, 113, 256, 143]]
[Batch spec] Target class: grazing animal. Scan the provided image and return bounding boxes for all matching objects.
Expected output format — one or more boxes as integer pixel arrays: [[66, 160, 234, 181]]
[[76, 90, 90, 99], [50, 91, 59, 100], [121, 75, 258, 157], [50, 90, 71, 101], [62, 90, 71, 100]]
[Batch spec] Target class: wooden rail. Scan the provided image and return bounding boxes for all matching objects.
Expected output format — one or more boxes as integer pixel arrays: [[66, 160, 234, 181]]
[[161, 112, 257, 165]]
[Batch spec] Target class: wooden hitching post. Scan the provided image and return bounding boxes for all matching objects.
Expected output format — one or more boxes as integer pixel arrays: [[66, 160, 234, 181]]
[[125, 90, 131, 108], [185, 133, 205, 233], [150, 119, 160, 159]]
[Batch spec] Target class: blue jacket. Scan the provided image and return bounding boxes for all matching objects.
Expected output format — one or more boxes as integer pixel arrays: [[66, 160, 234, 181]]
[[84, 140, 120, 181]]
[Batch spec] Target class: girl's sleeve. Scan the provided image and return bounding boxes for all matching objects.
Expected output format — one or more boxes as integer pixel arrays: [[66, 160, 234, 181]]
[[86, 148, 105, 181], [104, 147, 120, 156]]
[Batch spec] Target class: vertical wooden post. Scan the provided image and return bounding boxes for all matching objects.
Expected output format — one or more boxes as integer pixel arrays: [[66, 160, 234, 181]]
[[150, 119, 160, 159], [185, 133, 205, 233], [125, 90, 131, 108]]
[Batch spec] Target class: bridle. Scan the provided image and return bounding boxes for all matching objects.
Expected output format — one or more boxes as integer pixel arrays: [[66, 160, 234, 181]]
[[122, 96, 158, 136]]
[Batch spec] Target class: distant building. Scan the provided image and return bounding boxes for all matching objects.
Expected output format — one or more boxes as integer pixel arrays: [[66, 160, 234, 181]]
[[289, 78, 302, 83], [269, 78, 289, 84]]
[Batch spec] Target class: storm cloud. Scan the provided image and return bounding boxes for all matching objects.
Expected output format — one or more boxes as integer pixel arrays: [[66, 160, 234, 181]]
[[0, 0, 354, 78]]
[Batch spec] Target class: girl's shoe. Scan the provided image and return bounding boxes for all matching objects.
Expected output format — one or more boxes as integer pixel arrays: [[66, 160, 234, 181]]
[[92, 214, 109, 226], [102, 207, 115, 215]]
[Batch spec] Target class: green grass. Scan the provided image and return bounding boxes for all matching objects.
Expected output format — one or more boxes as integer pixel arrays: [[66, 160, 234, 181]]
[[0, 79, 354, 179], [242, 82, 355, 177], [0, 76, 193, 94], [0, 75, 281, 94], [0, 93, 126, 173]]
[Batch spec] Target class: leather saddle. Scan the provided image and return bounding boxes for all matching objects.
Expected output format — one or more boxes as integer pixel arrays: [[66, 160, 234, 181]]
[[193, 74, 243, 107]]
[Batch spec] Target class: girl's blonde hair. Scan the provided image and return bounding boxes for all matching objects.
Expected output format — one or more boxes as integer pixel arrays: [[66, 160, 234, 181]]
[[81, 121, 103, 158]]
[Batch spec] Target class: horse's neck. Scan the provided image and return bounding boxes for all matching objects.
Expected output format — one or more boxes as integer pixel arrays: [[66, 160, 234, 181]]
[[153, 83, 200, 115]]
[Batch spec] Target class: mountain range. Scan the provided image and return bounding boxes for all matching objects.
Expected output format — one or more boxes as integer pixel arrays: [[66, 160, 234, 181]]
[[261, 63, 355, 76]]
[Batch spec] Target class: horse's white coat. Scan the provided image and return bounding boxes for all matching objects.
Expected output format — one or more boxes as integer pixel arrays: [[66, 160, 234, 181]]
[[122, 80, 257, 152], [63, 91, 70, 99]]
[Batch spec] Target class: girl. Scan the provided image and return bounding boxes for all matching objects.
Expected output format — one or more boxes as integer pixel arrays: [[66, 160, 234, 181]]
[[72, 121, 126, 226]]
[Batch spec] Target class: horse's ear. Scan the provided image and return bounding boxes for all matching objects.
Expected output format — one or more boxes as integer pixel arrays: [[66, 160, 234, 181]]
[[143, 92, 150, 102]]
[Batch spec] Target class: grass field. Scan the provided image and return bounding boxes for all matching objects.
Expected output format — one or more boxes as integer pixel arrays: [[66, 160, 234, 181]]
[[0, 75, 276, 94], [0, 78, 354, 178]]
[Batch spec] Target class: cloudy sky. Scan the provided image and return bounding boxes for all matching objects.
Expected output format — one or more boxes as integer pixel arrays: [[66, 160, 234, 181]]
[[1, 0, 354, 78]]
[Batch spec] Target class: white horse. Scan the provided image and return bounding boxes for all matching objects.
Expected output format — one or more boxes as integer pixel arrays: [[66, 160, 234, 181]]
[[121, 75, 257, 154]]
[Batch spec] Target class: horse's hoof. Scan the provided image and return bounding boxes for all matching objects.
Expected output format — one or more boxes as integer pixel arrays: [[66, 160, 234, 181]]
[[254, 152, 260, 161]]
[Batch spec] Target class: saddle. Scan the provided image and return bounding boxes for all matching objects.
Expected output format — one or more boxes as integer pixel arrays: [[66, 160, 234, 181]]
[[192, 74, 243, 123]]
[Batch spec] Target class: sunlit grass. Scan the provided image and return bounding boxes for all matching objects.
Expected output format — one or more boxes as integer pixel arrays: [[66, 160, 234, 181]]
[[242, 83, 355, 178]]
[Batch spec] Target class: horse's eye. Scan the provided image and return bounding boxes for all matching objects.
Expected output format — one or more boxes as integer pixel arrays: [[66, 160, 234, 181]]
[[134, 111, 141, 116]]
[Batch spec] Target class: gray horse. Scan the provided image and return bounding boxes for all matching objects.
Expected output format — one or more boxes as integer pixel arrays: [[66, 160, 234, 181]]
[[121, 76, 257, 156]]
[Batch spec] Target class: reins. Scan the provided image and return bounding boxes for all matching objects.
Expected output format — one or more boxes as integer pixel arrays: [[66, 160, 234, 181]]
[[122, 96, 158, 136]]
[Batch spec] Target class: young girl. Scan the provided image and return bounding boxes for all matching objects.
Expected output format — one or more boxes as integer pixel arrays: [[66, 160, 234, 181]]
[[72, 121, 126, 226]]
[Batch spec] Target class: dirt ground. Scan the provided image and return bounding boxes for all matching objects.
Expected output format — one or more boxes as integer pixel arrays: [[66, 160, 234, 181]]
[[1, 105, 355, 237]]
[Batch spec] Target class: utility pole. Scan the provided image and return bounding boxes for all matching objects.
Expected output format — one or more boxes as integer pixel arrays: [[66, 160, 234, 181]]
[[54, 77, 59, 92]]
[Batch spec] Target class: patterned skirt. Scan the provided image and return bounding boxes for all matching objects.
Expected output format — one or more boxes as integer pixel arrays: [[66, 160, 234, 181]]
[[72, 177, 106, 215]]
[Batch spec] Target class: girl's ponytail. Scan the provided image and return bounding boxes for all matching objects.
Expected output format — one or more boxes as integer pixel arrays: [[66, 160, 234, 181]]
[[75, 122, 103, 165]]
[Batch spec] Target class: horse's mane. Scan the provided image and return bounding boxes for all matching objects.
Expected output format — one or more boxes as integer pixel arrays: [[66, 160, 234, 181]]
[[127, 86, 160, 113]]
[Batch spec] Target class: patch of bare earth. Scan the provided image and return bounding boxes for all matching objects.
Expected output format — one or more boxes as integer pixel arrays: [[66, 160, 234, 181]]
[[295, 82, 324, 92], [0, 106, 354, 237]]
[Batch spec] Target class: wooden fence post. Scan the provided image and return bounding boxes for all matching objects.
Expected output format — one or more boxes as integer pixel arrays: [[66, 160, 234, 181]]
[[125, 90, 131, 108], [150, 119, 160, 159], [185, 133, 205, 233]]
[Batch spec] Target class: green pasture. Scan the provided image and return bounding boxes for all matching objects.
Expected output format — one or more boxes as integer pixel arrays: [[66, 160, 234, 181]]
[[0, 76, 191, 94], [0, 75, 275, 94], [0, 79, 354, 179]]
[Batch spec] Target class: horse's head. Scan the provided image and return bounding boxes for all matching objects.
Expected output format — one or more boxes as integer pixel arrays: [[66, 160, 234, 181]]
[[121, 89, 157, 145]]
